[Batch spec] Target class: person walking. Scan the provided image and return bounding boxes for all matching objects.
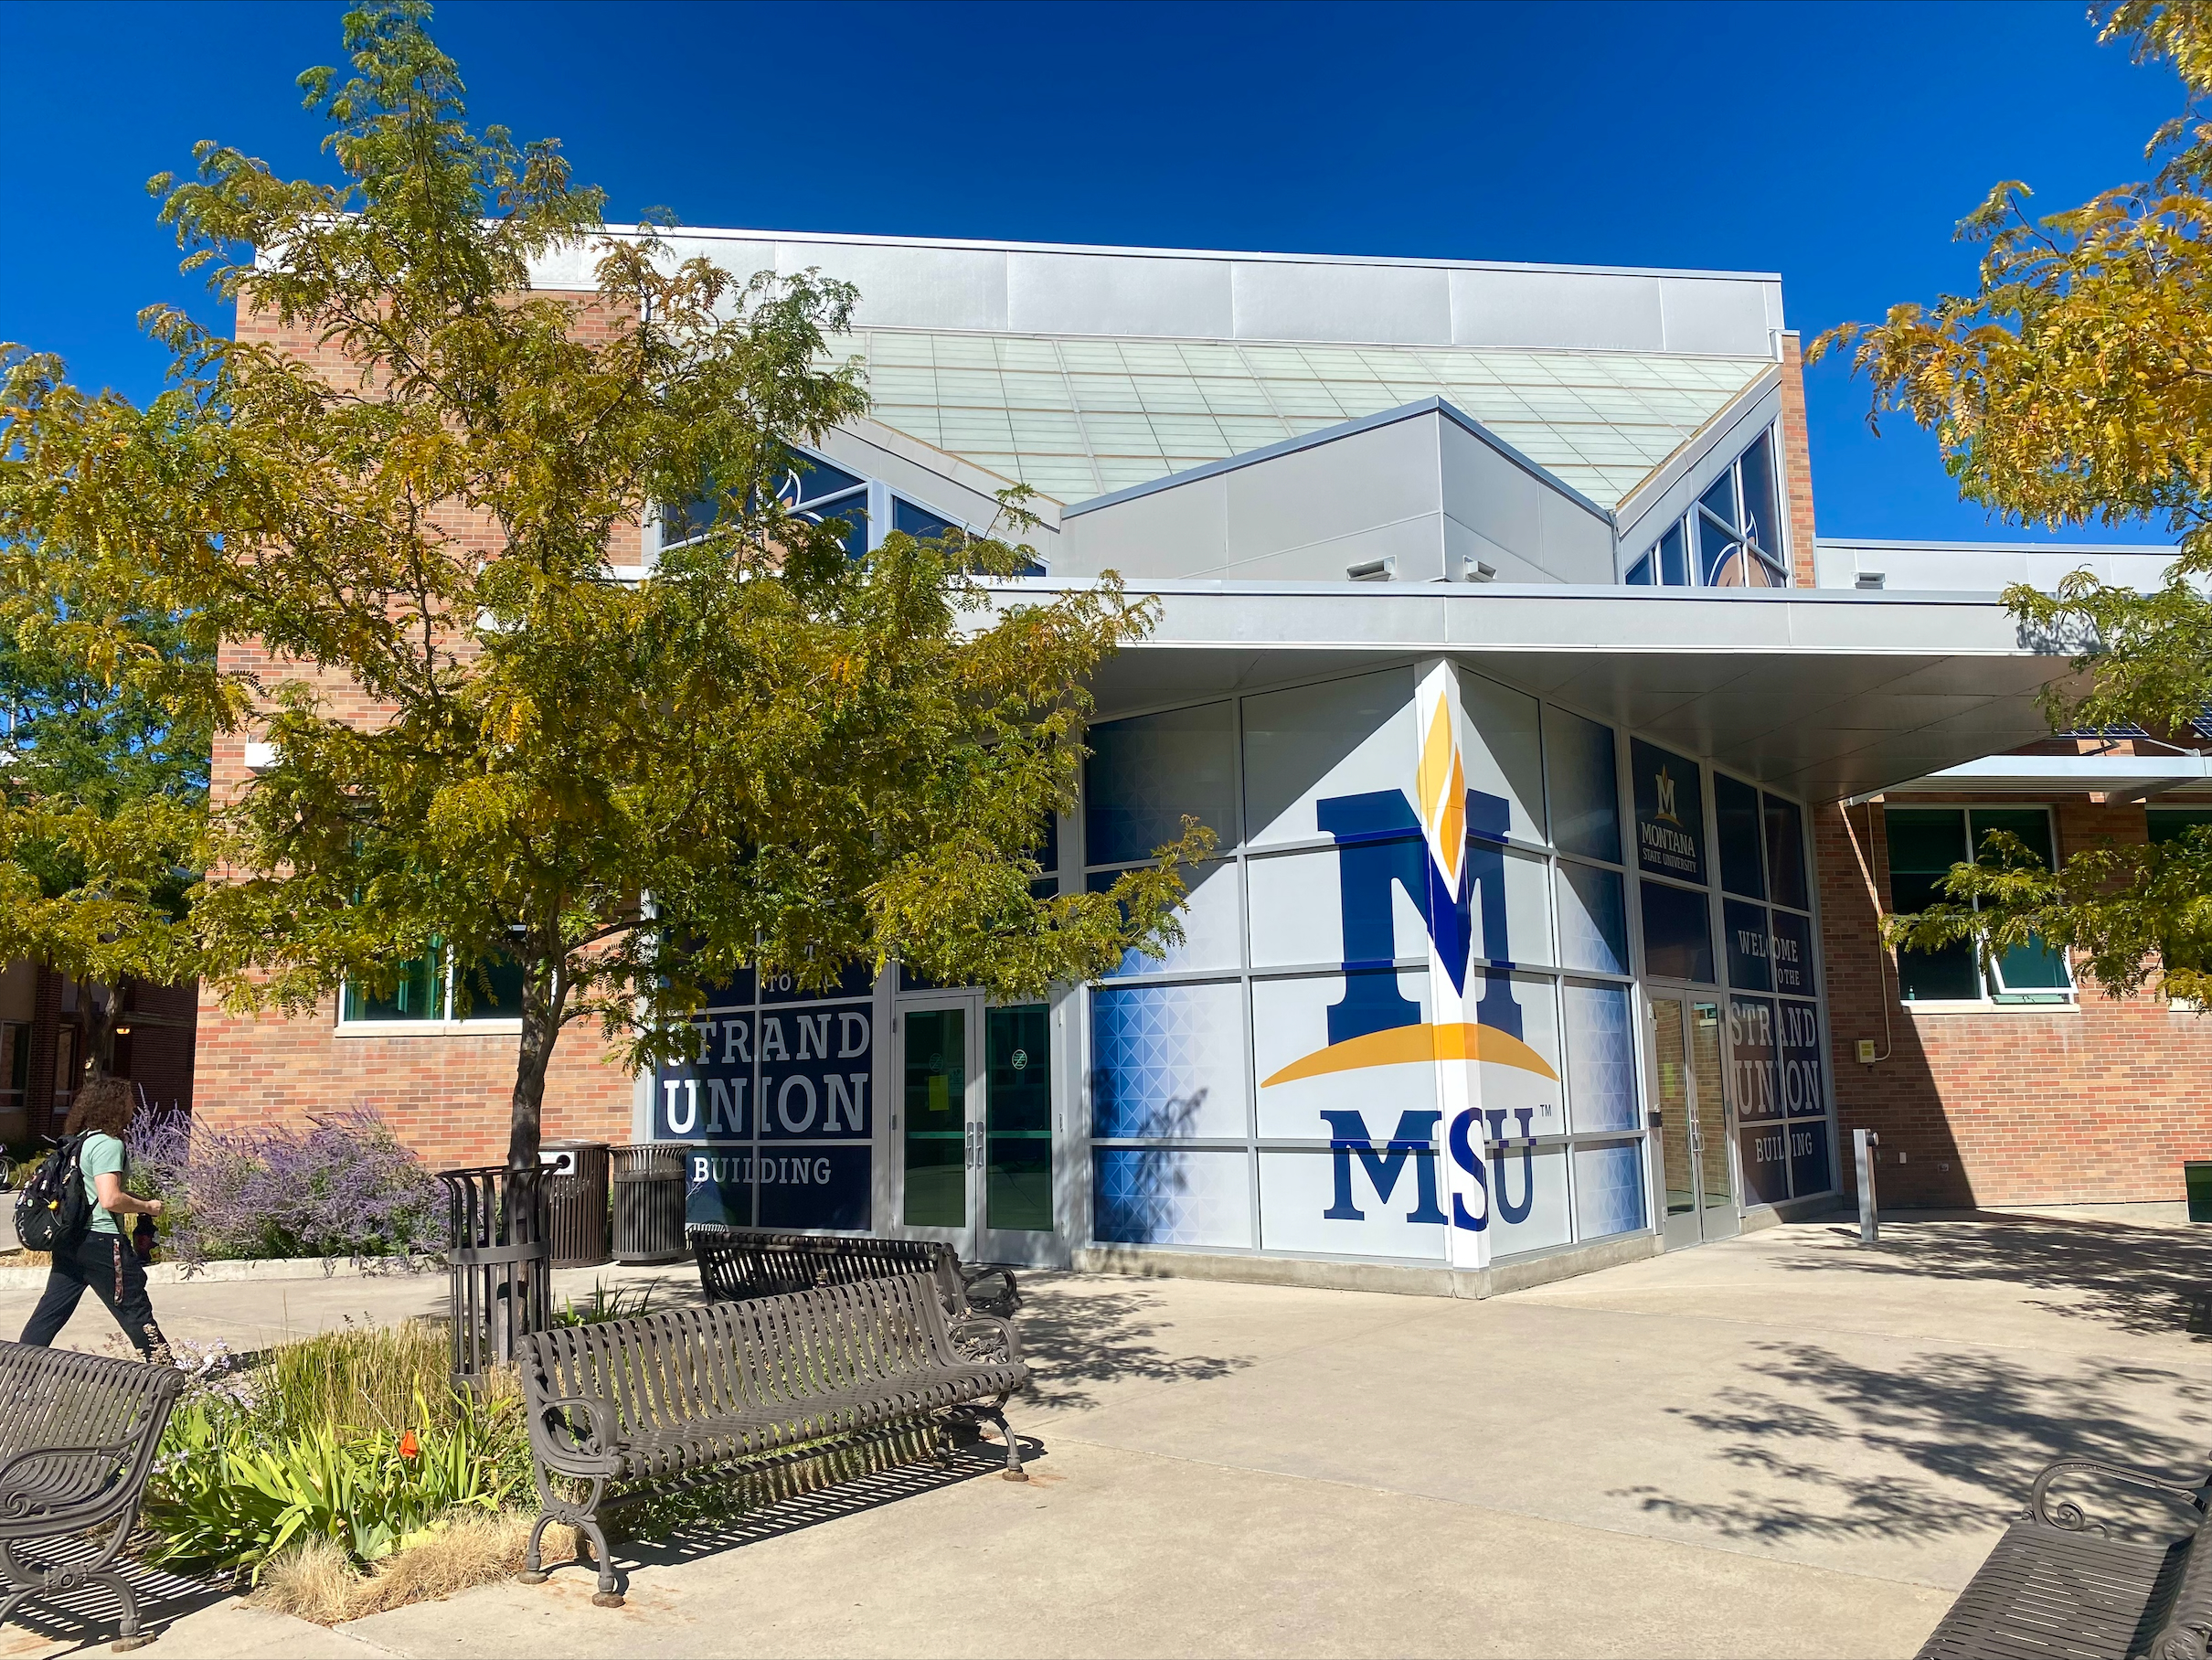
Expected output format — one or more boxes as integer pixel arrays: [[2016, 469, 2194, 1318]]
[[19, 1078, 170, 1360]]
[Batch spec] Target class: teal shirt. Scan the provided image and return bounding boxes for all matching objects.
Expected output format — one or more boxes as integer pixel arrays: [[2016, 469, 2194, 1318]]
[[79, 1132, 124, 1236]]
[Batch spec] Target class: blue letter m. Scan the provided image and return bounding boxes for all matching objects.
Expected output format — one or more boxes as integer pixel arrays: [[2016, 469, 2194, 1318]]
[[1321, 1110, 1446, 1223]]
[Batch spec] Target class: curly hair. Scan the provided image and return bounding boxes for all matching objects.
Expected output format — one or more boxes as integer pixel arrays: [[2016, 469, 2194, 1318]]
[[63, 1076, 136, 1141]]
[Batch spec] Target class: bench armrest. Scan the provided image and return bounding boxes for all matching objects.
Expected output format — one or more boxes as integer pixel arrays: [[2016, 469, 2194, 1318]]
[[946, 1314, 1023, 1368], [534, 1395, 621, 1463], [0, 1442, 134, 1519], [2029, 1457, 2211, 1534]]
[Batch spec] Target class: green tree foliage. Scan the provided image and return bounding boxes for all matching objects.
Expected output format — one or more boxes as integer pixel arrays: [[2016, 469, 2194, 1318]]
[[0, 2, 1204, 1163], [1813, 0, 2212, 1006], [0, 596, 208, 1060]]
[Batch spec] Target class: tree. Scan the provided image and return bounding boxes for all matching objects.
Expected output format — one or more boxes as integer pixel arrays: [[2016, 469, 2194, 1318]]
[[0, 1, 1205, 1167], [0, 597, 209, 1078], [1812, 0, 2212, 1006]]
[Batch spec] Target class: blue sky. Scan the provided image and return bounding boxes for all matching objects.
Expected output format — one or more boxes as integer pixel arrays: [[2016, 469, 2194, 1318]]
[[0, 0, 2185, 546]]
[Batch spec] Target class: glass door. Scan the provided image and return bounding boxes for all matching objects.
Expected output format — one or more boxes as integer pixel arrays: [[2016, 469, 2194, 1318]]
[[896, 997, 1058, 1262], [1687, 999, 1739, 1241], [899, 997, 979, 1256], [978, 1004, 1055, 1260], [1648, 995, 1739, 1249]]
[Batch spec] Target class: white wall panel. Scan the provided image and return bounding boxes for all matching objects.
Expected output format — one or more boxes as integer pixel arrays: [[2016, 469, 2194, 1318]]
[[775, 241, 1007, 333], [1448, 270, 1665, 352], [1230, 261, 1452, 346], [1008, 253, 1233, 339]]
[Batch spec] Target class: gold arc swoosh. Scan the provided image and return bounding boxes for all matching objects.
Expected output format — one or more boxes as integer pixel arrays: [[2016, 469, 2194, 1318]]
[[1260, 1022, 1561, 1088]]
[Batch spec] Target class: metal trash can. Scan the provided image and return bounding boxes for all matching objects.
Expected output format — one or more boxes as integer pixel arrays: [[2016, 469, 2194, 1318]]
[[612, 1143, 689, 1264], [540, 1140, 611, 1270], [2188, 1162, 2212, 1223]]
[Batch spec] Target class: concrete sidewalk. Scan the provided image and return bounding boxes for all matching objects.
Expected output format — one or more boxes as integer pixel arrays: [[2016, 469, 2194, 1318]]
[[12, 1212, 2212, 1657]]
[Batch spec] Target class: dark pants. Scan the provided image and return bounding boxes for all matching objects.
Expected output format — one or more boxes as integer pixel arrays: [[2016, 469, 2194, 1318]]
[[20, 1230, 168, 1358]]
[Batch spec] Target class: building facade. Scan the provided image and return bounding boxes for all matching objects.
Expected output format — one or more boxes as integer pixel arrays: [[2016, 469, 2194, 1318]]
[[192, 229, 2201, 1292]]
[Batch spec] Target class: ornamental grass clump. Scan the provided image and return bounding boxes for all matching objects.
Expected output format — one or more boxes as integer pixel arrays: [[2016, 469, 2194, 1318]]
[[127, 1107, 441, 1267], [140, 1321, 538, 1588]]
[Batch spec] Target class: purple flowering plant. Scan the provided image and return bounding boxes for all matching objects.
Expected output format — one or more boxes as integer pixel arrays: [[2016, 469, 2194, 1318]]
[[128, 1107, 442, 1267]]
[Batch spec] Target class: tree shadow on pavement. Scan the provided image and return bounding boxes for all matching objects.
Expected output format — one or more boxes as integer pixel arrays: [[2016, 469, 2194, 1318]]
[[1004, 1280, 1252, 1413], [1612, 1338, 2212, 1547], [1774, 1214, 2212, 1340]]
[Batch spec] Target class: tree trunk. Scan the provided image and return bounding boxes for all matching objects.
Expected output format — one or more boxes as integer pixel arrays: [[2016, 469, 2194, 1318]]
[[505, 959, 569, 1170]]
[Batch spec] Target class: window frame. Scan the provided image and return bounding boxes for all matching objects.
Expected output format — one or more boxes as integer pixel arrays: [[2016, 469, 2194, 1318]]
[[1626, 424, 1791, 590], [1885, 803, 2076, 1008], [336, 942, 528, 1033]]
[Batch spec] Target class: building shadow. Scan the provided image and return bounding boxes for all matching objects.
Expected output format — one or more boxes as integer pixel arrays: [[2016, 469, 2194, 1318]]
[[1000, 1276, 1253, 1412], [1781, 1211, 2212, 1339]]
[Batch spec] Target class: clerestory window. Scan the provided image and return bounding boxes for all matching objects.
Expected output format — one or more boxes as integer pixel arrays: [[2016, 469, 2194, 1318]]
[[1625, 428, 1788, 589]]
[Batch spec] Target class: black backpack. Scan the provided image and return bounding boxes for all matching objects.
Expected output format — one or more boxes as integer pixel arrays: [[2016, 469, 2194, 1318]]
[[15, 1134, 91, 1252]]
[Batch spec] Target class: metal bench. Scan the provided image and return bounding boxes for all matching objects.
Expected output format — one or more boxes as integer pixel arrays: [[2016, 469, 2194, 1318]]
[[689, 1228, 1020, 1319], [516, 1270, 1029, 1606], [0, 1340, 184, 1651], [1919, 1456, 2212, 1660]]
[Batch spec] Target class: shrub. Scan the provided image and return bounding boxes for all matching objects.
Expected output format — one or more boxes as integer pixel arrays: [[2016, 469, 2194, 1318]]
[[128, 1108, 442, 1266]]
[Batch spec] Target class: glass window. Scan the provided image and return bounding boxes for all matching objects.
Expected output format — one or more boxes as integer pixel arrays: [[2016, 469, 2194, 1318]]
[[453, 951, 525, 1020], [1640, 879, 1714, 984], [1770, 909, 1815, 997], [1085, 702, 1239, 866], [893, 497, 956, 539], [1698, 471, 1739, 531], [782, 453, 866, 505], [1556, 863, 1628, 975], [1779, 998, 1824, 1117], [1630, 740, 1707, 885], [1885, 808, 1978, 1001], [2149, 807, 2212, 845], [1562, 981, 1639, 1133], [1715, 773, 1765, 899], [1545, 708, 1621, 864], [800, 487, 869, 559], [1739, 431, 1779, 557], [1571, 1141, 1647, 1240], [1461, 673, 1546, 845], [342, 946, 445, 1022], [1885, 806, 2071, 1002], [1722, 899, 1771, 991], [1658, 523, 1688, 587], [1697, 511, 1739, 585], [1763, 793, 1809, 910], [1625, 552, 1654, 585]]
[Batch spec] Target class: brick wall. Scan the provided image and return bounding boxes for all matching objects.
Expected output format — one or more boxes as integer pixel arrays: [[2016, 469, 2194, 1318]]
[[191, 293, 643, 1167], [1778, 333, 1820, 589], [1816, 797, 2212, 1208]]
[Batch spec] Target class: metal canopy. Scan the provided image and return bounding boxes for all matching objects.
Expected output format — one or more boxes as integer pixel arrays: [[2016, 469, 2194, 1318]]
[[982, 580, 2079, 804]]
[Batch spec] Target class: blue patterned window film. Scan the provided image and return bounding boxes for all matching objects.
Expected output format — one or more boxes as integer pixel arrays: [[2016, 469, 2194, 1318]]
[[1556, 864, 1627, 975], [1571, 1141, 1647, 1240], [1085, 703, 1238, 867], [1093, 1147, 1252, 1248], [1091, 860, 1242, 978], [1089, 981, 1248, 1140], [1562, 980, 1639, 1133], [1545, 708, 1621, 865]]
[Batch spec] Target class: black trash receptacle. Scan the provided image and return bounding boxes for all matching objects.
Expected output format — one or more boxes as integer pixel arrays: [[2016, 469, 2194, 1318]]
[[612, 1143, 689, 1264], [2188, 1162, 2212, 1223], [541, 1140, 611, 1270]]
